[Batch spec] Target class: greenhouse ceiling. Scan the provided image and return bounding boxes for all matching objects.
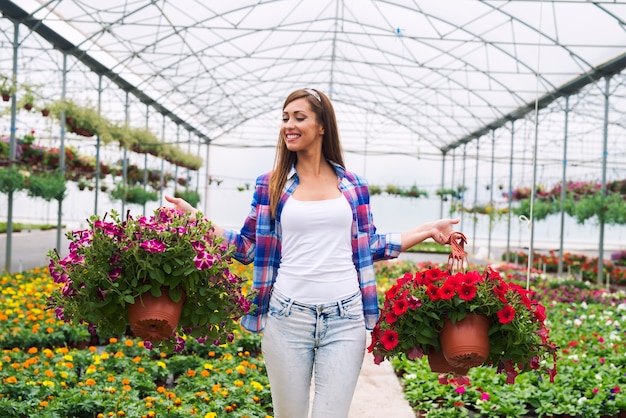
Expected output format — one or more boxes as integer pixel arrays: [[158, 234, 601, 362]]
[[1, 0, 625, 158]]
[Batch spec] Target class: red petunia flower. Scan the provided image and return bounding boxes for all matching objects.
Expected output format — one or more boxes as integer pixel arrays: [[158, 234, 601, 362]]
[[497, 305, 516, 324], [438, 283, 456, 300], [457, 283, 477, 301], [392, 298, 409, 316], [380, 330, 399, 350]]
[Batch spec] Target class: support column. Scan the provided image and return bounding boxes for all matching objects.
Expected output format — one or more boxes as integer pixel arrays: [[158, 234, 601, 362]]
[[598, 76, 611, 285], [558, 97, 570, 277]]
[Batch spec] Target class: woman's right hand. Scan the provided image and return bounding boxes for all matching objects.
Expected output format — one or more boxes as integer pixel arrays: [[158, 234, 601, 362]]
[[164, 195, 197, 217]]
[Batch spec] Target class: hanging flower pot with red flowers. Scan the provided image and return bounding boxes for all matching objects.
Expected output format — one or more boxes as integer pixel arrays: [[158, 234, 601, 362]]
[[368, 233, 558, 384]]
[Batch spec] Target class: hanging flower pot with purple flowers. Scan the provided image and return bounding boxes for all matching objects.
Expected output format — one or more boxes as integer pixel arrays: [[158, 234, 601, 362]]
[[47, 207, 254, 352]]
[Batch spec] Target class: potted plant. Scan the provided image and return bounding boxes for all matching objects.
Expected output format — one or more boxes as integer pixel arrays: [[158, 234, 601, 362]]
[[17, 83, 37, 111], [0, 75, 16, 102], [368, 263, 558, 384], [47, 207, 254, 352]]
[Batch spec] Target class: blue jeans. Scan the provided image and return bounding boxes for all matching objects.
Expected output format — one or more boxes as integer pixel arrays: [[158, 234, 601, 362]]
[[261, 289, 366, 418]]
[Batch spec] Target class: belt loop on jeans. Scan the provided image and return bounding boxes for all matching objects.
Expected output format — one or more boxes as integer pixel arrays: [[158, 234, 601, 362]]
[[285, 297, 295, 315], [337, 299, 345, 317]]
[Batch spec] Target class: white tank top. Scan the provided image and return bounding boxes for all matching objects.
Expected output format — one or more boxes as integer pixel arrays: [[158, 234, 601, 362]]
[[274, 195, 359, 304]]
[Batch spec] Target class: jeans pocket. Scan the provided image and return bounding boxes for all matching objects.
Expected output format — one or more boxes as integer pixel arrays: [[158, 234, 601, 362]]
[[268, 293, 290, 318], [341, 295, 364, 320]]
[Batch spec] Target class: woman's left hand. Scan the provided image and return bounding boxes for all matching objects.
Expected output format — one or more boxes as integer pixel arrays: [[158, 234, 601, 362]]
[[430, 217, 460, 245]]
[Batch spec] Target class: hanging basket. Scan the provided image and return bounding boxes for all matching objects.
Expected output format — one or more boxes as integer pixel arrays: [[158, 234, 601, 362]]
[[127, 289, 185, 341], [427, 349, 470, 375], [440, 313, 490, 369]]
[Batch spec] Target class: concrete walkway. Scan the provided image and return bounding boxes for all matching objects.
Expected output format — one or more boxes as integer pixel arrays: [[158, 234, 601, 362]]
[[349, 336, 417, 418]]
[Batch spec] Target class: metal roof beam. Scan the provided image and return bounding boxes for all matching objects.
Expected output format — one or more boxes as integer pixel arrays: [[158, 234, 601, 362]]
[[441, 51, 626, 154], [0, 0, 211, 143]]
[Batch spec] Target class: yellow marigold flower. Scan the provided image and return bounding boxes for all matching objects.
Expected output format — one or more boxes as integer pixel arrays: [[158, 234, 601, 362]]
[[59, 371, 68, 379], [223, 353, 233, 360], [236, 365, 246, 375], [157, 361, 166, 369], [220, 389, 229, 397], [42, 380, 55, 388], [145, 401, 153, 408], [250, 381, 264, 390], [86, 365, 97, 374], [252, 396, 261, 403], [204, 413, 217, 418], [203, 363, 213, 370], [137, 341, 145, 348], [173, 398, 182, 406], [63, 355, 73, 362], [97, 414, 104, 418], [225, 406, 234, 413], [101, 352, 109, 360], [147, 412, 156, 417], [117, 411, 125, 416], [234, 380, 244, 387]]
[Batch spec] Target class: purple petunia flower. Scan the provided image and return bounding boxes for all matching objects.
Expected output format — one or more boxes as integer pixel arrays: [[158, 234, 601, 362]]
[[194, 251, 214, 270], [140, 239, 166, 253]]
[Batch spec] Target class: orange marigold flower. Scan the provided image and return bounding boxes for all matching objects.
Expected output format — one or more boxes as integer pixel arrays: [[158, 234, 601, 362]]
[[85, 378, 96, 386], [109, 338, 118, 344]]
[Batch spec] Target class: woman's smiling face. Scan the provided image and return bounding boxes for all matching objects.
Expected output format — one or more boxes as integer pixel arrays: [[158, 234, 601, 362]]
[[281, 97, 324, 153]]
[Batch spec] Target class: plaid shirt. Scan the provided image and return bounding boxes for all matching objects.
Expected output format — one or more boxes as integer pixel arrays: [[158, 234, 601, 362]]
[[222, 162, 402, 332]]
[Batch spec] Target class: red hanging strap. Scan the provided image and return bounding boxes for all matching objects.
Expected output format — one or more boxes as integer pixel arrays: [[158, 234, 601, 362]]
[[447, 231, 468, 273]]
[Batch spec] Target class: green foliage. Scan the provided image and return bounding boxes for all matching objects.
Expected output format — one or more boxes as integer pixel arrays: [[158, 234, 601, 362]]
[[0, 166, 25, 194], [26, 171, 66, 201], [512, 198, 558, 221], [563, 194, 626, 225], [109, 184, 158, 205]]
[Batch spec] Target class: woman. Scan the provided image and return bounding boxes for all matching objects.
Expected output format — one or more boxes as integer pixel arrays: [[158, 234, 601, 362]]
[[166, 88, 459, 418]]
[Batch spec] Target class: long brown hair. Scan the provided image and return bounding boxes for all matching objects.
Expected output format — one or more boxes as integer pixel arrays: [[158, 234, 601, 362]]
[[269, 88, 345, 218]]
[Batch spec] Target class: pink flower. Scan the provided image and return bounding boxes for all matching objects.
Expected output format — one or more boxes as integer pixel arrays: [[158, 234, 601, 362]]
[[140, 239, 166, 253], [480, 392, 490, 401]]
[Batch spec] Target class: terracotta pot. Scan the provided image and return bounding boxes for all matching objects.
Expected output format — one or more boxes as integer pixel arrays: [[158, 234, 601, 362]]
[[127, 289, 185, 341], [440, 313, 490, 369], [427, 349, 469, 375], [1, 93, 9, 102]]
